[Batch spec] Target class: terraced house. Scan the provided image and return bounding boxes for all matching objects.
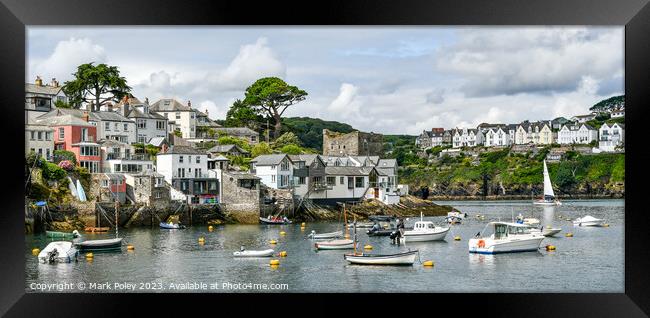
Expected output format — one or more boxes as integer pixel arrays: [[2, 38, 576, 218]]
[[452, 127, 484, 148], [117, 97, 168, 144], [25, 76, 67, 122], [156, 146, 218, 204], [37, 108, 137, 144], [36, 114, 101, 173], [150, 98, 197, 139], [558, 123, 598, 145]]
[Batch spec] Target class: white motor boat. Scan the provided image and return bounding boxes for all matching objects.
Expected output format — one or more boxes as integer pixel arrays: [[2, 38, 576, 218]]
[[469, 222, 545, 254], [533, 160, 562, 206], [38, 241, 79, 264], [447, 211, 468, 219], [528, 226, 562, 237], [314, 239, 355, 250], [233, 248, 275, 257], [308, 230, 343, 240], [344, 250, 418, 265], [401, 213, 450, 242], [573, 215, 605, 227]]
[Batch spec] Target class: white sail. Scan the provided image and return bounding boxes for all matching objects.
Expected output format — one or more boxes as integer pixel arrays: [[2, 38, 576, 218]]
[[77, 179, 87, 202], [542, 160, 554, 198], [67, 177, 78, 198]]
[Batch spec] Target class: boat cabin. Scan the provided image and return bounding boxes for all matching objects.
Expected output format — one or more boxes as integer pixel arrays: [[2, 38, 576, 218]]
[[413, 221, 437, 231], [481, 222, 533, 239]]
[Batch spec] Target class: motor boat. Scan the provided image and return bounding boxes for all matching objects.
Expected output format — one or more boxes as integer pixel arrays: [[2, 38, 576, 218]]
[[368, 215, 396, 222], [468, 222, 545, 254], [401, 213, 450, 242], [445, 216, 463, 224], [259, 216, 292, 225], [314, 239, 355, 250], [533, 160, 562, 206], [346, 222, 374, 228], [38, 241, 79, 263], [308, 230, 342, 240], [527, 226, 562, 237], [366, 227, 394, 237], [233, 248, 275, 257], [573, 215, 605, 227], [447, 211, 468, 219], [74, 237, 123, 251], [160, 222, 186, 229], [344, 250, 418, 265]]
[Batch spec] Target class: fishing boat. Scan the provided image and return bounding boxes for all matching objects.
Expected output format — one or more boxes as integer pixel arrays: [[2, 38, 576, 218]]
[[46, 230, 80, 239], [38, 241, 78, 263], [533, 160, 562, 206], [160, 222, 186, 229], [469, 222, 545, 254], [315, 204, 355, 250], [233, 248, 275, 257], [401, 213, 450, 242], [308, 230, 342, 240], [84, 227, 110, 233], [259, 216, 292, 225], [344, 216, 418, 265], [573, 215, 605, 227], [74, 238, 123, 251]]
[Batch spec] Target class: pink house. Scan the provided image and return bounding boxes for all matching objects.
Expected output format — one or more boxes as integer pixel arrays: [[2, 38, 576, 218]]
[[36, 113, 102, 173]]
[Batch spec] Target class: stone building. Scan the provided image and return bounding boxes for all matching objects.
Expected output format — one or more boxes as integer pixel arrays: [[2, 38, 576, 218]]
[[322, 129, 384, 157], [218, 170, 261, 223], [91, 173, 127, 204], [126, 170, 170, 209]]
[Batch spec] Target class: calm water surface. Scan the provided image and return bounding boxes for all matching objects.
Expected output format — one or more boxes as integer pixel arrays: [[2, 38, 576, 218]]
[[25, 199, 624, 293]]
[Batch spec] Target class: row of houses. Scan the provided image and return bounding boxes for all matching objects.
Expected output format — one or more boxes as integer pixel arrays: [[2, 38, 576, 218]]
[[417, 117, 625, 152]]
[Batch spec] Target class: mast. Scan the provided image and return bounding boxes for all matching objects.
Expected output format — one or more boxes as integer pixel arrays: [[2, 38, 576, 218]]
[[353, 215, 358, 255], [343, 203, 349, 239]]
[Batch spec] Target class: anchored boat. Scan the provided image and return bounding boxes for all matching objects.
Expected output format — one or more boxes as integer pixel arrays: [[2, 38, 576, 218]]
[[401, 213, 450, 242], [233, 248, 275, 257], [74, 238, 123, 251], [533, 160, 562, 206], [46, 230, 80, 239], [573, 215, 605, 227], [259, 216, 292, 225], [315, 204, 355, 250], [308, 230, 342, 240], [469, 222, 545, 254], [38, 241, 78, 263], [344, 216, 418, 265], [160, 222, 186, 229]]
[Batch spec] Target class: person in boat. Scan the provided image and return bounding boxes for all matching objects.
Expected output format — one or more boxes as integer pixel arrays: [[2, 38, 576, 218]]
[[240, 246, 245, 252]]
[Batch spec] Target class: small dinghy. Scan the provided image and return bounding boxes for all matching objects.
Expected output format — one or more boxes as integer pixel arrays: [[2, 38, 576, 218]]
[[85, 227, 110, 233], [233, 248, 275, 257], [445, 216, 463, 224], [346, 222, 374, 228], [314, 239, 355, 250], [573, 215, 604, 227], [75, 238, 123, 251], [259, 216, 292, 225], [46, 230, 80, 239], [160, 222, 186, 229], [344, 250, 418, 265], [308, 230, 342, 240], [38, 241, 78, 263], [366, 228, 394, 236]]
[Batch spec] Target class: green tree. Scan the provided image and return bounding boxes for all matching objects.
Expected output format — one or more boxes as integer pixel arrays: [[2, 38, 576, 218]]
[[280, 144, 303, 155], [273, 132, 301, 149], [217, 136, 252, 153], [224, 99, 263, 129], [243, 77, 307, 138], [62, 63, 131, 111], [251, 142, 273, 157], [54, 99, 71, 109]]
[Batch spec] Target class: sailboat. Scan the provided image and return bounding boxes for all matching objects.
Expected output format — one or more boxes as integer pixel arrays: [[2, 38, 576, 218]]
[[533, 160, 561, 206], [76, 179, 87, 202], [344, 216, 418, 265], [314, 204, 355, 250]]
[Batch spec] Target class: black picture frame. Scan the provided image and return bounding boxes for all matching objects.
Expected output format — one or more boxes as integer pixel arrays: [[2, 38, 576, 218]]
[[1, 0, 648, 316]]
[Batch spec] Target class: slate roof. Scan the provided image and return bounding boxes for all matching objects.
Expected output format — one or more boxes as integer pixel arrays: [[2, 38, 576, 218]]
[[212, 127, 258, 136], [160, 145, 206, 155], [37, 108, 134, 123], [288, 154, 322, 166], [97, 139, 131, 148], [25, 83, 62, 96], [223, 170, 260, 180], [133, 169, 165, 178], [207, 144, 249, 154], [126, 107, 166, 120], [150, 99, 193, 112], [250, 154, 290, 165], [324, 166, 377, 176], [35, 114, 94, 127], [377, 159, 397, 168]]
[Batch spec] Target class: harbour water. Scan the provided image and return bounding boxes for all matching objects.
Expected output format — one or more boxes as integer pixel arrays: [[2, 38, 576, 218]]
[[25, 199, 624, 293]]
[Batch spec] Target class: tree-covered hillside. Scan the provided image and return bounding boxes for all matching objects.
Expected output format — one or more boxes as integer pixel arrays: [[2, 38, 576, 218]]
[[589, 95, 624, 112], [281, 117, 355, 151]]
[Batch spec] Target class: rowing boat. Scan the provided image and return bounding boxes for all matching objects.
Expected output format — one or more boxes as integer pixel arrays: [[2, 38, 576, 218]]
[[233, 249, 275, 257], [74, 238, 123, 251], [344, 250, 418, 265]]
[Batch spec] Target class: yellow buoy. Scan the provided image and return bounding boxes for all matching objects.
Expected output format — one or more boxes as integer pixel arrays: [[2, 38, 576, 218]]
[[300, 227, 305, 231], [32, 248, 40, 255], [269, 259, 280, 266], [344, 233, 350, 239], [565, 233, 573, 237], [603, 223, 610, 227], [127, 244, 134, 250], [279, 251, 287, 257], [546, 245, 556, 251], [269, 240, 277, 245], [280, 231, 286, 236], [208, 225, 214, 232], [454, 236, 461, 241], [364, 244, 373, 250], [422, 260, 434, 267], [85, 252, 94, 258], [301, 222, 306, 227]]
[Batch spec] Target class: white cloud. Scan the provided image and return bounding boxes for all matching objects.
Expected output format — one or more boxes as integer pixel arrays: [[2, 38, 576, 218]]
[[328, 83, 362, 116], [30, 37, 107, 82], [213, 37, 286, 90], [198, 100, 227, 120]]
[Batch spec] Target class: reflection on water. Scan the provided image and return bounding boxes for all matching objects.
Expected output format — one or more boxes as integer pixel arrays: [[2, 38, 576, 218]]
[[25, 200, 624, 293]]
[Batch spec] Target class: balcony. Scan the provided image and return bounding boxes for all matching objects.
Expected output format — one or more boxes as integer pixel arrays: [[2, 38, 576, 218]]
[[293, 167, 309, 177], [106, 153, 152, 161], [172, 172, 211, 179]]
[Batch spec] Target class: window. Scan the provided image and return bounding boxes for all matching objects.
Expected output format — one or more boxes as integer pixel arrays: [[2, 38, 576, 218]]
[[156, 121, 165, 130], [37, 131, 42, 140], [298, 176, 306, 185], [348, 177, 354, 189], [124, 123, 128, 131], [59, 128, 64, 139], [138, 119, 146, 129], [271, 165, 276, 170], [271, 175, 276, 183], [327, 177, 336, 186], [101, 180, 109, 187], [114, 164, 121, 172], [155, 177, 164, 187], [105, 122, 110, 131], [114, 123, 119, 131], [80, 146, 98, 156], [280, 160, 290, 171], [340, 176, 344, 184], [175, 112, 181, 119], [46, 132, 51, 141], [251, 136, 256, 142], [177, 168, 181, 177], [179, 155, 184, 163], [138, 135, 147, 144], [46, 149, 50, 159], [81, 128, 88, 141], [196, 156, 200, 164], [355, 177, 364, 188], [155, 192, 162, 199], [30, 131, 35, 140]]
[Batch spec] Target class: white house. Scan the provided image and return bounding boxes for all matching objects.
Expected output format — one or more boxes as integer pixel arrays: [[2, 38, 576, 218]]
[[452, 128, 484, 148], [611, 110, 625, 118], [599, 123, 625, 152], [320, 166, 380, 202], [515, 121, 555, 145], [25, 117, 54, 160], [119, 97, 168, 144], [150, 98, 197, 139], [250, 154, 294, 189], [571, 113, 597, 123], [484, 126, 510, 147], [557, 124, 598, 145], [99, 139, 154, 173], [156, 145, 217, 204], [25, 76, 67, 122]]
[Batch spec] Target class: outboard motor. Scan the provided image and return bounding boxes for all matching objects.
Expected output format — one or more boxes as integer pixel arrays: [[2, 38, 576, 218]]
[[48, 248, 59, 264], [389, 231, 399, 244]]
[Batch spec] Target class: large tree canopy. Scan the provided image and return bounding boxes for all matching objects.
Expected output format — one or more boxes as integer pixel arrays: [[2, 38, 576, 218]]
[[243, 77, 307, 139], [62, 63, 131, 111], [224, 99, 264, 129]]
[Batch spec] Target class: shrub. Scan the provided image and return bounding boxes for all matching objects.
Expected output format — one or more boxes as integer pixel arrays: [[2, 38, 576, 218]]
[[41, 162, 67, 181], [280, 144, 303, 155], [53, 150, 77, 165], [251, 142, 272, 157], [58, 160, 75, 171], [217, 136, 252, 153]]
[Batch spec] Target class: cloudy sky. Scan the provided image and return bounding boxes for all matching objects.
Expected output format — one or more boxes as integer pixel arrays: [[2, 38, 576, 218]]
[[27, 27, 623, 135]]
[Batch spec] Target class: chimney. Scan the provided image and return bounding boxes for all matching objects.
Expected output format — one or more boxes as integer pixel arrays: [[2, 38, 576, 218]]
[[143, 97, 149, 114], [187, 100, 191, 108], [205, 108, 209, 117], [121, 95, 130, 117], [106, 102, 113, 112], [51, 78, 59, 87], [35, 76, 43, 86], [83, 111, 89, 122]]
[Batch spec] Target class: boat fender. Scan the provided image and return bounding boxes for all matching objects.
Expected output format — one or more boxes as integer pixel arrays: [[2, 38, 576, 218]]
[[280, 231, 286, 236], [85, 252, 93, 258], [477, 240, 486, 248], [454, 236, 461, 241], [565, 233, 573, 237], [127, 244, 135, 250], [545, 245, 556, 251]]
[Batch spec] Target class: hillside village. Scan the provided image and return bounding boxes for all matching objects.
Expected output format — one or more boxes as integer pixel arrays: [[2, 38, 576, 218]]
[[25, 74, 625, 227]]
